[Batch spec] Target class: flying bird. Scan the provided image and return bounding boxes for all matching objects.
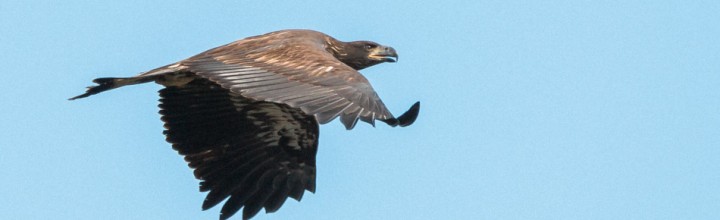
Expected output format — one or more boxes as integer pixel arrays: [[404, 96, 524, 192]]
[[70, 29, 420, 220]]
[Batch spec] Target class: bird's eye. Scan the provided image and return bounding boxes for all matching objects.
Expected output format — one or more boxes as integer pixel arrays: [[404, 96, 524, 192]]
[[364, 44, 375, 50]]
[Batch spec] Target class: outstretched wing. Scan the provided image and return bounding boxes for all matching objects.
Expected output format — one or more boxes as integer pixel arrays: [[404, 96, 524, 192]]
[[176, 31, 395, 129], [159, 78, 318, 220]]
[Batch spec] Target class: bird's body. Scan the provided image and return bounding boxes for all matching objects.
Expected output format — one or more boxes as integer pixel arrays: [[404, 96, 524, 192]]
[[71, 29, 419, 220]]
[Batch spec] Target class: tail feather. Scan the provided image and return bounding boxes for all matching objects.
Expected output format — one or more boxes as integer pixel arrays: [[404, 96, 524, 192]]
[[69, 76, 156, 100]]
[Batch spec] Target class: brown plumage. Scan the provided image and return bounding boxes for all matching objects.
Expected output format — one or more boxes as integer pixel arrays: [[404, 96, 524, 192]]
[[70, 29, 419, 220]]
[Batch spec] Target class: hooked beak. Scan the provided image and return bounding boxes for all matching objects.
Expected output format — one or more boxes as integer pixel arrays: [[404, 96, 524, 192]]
[[368, 46, 398, 63]]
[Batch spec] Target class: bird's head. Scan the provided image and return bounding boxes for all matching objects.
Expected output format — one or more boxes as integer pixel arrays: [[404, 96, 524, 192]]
[[334, 41, 398, 70]]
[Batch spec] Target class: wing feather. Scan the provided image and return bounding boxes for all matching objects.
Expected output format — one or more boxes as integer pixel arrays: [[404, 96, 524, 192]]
[[263, 174, 291, 213], [160, 78, 318, 220], [175, 32, 395, 129]]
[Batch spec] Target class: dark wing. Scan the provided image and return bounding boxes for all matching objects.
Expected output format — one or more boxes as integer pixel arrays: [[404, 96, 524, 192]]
[[159, 78, 318, 220], [179, 33, 394, 129]]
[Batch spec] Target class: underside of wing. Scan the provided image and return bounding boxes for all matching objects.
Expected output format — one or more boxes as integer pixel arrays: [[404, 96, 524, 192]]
[[159, 78, 318, 220]]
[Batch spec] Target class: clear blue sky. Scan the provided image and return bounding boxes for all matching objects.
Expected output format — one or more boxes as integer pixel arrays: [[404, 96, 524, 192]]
[[1, 1, 718, 219]]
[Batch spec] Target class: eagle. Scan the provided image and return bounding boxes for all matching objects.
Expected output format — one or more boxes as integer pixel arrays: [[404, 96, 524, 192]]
[[70, 29, 420, 220]]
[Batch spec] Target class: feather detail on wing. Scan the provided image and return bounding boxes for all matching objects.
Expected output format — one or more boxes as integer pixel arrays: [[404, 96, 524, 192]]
[[176, 31, 394, 129], [159, 78, 318, 220]]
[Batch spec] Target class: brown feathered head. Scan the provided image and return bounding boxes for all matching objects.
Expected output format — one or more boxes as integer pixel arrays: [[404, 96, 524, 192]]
[[327, 40, 398, 70]]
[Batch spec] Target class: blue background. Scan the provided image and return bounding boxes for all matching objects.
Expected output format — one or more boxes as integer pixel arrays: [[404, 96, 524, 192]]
[[1, 1, 718, 219]]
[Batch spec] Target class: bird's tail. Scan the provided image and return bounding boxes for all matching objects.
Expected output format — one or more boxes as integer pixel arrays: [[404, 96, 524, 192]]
[[69, 76, 156, 100]]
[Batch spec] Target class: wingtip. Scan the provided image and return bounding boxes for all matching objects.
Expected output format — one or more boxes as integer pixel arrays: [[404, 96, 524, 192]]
[[380, 101, 420, 127], [202, 197, 221, 211], [397, 101, 420, 127]]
